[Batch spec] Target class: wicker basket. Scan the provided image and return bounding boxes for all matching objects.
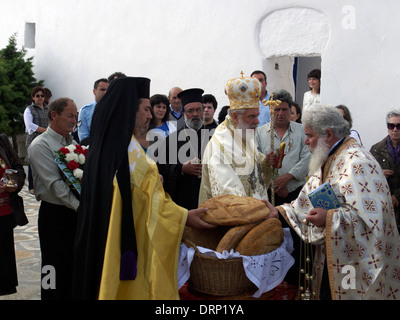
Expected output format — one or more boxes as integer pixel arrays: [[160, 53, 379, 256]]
[[183, 226, 257, 296]]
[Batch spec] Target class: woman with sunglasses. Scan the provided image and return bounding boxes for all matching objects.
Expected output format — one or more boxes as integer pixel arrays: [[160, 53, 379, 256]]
[[370, 109, 400, 231], [23, 86, 49, 194]]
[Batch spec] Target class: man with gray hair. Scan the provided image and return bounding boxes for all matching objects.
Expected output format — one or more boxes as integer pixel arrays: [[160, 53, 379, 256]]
[[256, 89, 311, 286], [370, 109, 400, 230], [256, 89, 310, 204], [28, 97, 79, 300], [266, 104, 400, 300], [158, 88, 209, 210]]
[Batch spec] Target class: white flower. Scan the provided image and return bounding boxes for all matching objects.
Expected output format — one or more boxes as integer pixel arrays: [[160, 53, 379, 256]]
[[73, 168, 83, 180], [66, 152, 79, 163], [66, 144, 76, 153], [78, 154, 85, 165]]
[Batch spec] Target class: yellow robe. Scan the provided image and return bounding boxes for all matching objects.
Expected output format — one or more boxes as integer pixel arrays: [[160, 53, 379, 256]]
[[98, 136, 188, 299]]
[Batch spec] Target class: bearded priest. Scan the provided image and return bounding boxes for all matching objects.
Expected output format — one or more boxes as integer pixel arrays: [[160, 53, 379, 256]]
[[199, 74, 275, 204], [72, 78, 214, 300], [266, 104, 400, 300]]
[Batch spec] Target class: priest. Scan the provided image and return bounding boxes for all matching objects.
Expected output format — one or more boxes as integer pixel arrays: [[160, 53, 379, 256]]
[[72, 77, 214, 300], [267, 104, 400, 300], [199, 74, 275, 204], [156, 88, 213, 210]]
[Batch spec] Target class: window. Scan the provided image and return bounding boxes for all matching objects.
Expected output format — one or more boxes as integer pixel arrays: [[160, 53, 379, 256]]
[[24, 22, 36, 49]]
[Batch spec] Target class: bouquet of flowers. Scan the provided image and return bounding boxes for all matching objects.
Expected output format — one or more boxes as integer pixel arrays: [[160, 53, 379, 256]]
[[54, 144, 89, 199]]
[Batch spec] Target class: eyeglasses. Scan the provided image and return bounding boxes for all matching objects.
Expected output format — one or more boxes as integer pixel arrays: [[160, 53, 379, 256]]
[[35, 94, 44, 98], [387, 123, 400, 130]]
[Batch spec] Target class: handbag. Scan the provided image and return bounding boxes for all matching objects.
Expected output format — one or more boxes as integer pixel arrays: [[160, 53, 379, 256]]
[[10, 193, 28, 227]]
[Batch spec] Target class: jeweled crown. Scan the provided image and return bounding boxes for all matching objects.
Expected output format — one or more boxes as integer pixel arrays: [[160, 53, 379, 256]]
[[225, 72, 261, 110]]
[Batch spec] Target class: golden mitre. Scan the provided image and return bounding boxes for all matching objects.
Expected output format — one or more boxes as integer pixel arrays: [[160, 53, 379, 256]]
[[225, 72, 261, 110]]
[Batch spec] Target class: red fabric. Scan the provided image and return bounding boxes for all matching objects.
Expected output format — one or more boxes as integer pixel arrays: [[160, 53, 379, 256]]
[[179, 281, 298, 300], [0, 160, 12, 216]]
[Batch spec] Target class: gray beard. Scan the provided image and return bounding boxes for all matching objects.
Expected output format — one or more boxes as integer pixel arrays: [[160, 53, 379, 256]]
[[308, 137, 330, 175], [185, 115, 203, 130]]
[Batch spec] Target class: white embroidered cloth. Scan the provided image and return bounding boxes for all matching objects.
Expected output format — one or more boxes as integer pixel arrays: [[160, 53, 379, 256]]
[[178, 228, 295, 298]]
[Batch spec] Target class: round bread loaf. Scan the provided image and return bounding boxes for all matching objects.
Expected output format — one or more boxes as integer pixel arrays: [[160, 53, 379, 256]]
[[235, 218, 284, 256], [215, 222, 259, 253], [198, 195, 270, 226]]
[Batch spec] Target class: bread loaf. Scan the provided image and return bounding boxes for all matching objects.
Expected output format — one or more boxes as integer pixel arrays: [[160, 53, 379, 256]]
[[198, 195, 270, 226], [215, 222, 259, 253], [235, 218, 284, 256]]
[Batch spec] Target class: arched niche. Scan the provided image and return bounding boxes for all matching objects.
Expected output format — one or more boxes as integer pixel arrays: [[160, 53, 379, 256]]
[[258, 7, 330, 58], [257, 7, 330, 102]]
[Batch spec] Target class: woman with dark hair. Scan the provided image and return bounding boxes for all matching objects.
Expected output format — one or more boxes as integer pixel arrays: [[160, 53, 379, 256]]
[[336, 104, 362, 145], [0, 134, 27, 296], [218, 105, 230, 124], [148, 94, 177, 139], [303, 69, 321, 111], [43, 87, 52, 105], [290, 102, 302, 123]]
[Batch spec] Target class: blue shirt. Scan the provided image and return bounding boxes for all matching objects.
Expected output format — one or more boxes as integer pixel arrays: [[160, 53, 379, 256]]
[[257, 92, 271, 127], [78, 102, 97, 141], [170, 105, 182, 119], [156, 122, 170, 134]]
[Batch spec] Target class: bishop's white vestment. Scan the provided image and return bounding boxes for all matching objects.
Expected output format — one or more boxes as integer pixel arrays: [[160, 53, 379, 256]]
[[278, 137, 400, 299], [199, 116, 273, 204]]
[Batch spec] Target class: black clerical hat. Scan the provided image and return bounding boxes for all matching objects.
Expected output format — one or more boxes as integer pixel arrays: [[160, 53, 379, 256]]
[[136, 77, 151, 99], [178, 88, 204, 107]]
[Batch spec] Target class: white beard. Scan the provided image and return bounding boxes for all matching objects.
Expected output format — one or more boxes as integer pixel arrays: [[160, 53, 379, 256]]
[[236, 117, 256, 140], [308, 137, 330, 175]]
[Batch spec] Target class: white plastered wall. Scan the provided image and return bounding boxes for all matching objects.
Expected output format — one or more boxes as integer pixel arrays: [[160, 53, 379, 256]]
[[1, 0, 399, 149]]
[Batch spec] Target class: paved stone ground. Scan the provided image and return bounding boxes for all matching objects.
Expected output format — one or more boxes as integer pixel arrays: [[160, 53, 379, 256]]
[[0, 171, 41, 300]]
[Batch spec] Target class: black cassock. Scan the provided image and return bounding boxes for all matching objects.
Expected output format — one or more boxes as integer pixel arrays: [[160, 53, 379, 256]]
[[157, 125, 213, 210]]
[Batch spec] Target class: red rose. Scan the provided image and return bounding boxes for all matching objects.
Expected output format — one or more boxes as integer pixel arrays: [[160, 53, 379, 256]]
[[75, 145, 84, 154], [60, 147, 70, 155], [66, 160, 79, 171]]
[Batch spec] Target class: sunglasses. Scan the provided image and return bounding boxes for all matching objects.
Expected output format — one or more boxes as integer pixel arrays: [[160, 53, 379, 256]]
[[387, 123, 400, 130], [35, 94, 44, 98]]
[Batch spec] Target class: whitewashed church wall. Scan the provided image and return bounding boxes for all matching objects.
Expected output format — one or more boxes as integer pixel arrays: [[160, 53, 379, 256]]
[[0, 0, 399, 149]]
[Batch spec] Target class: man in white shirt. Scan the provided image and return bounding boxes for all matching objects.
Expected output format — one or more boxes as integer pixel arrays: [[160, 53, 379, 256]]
[[28, 97, 79, 300], [256, 89, 311, 204], [255, 89, 311, 286]]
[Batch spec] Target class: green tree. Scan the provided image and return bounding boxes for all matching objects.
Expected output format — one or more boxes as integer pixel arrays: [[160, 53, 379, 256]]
[[0, 33, 44, 153]]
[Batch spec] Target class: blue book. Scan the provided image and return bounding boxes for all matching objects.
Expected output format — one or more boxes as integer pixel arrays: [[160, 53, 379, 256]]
[[308, 182, 340, 210]]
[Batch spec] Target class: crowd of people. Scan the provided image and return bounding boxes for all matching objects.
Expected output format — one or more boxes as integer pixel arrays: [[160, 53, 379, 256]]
[[1, 68, 400, 301]]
